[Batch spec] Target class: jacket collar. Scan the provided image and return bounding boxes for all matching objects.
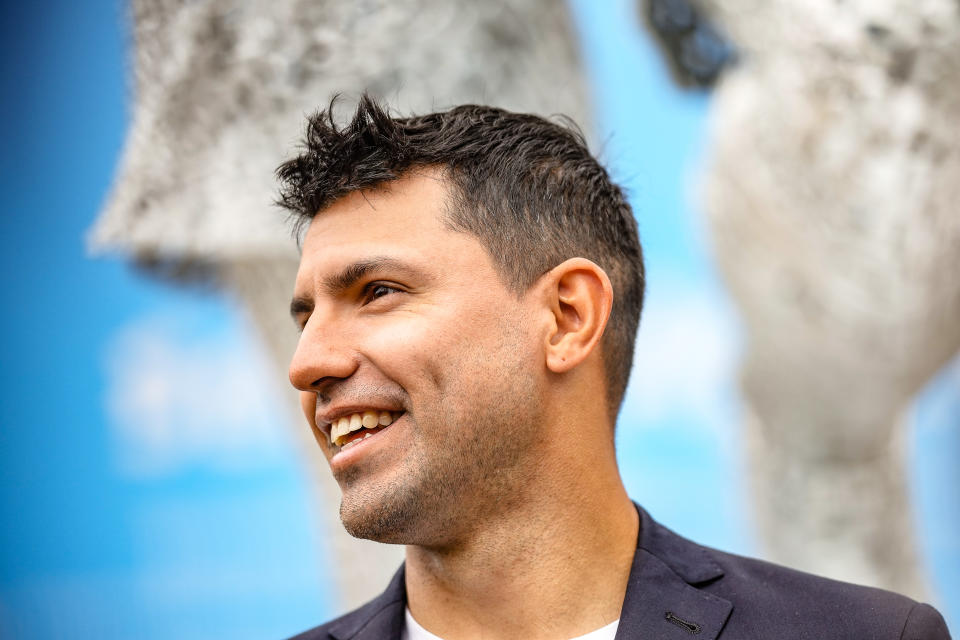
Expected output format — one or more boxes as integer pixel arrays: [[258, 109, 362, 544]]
[[327, 504, 733, 640], [616, 503, 733, 639], [326, 566, 406, 640]]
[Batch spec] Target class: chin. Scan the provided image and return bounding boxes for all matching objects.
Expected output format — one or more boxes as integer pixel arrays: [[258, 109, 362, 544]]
[[338, 492, 424, 545]]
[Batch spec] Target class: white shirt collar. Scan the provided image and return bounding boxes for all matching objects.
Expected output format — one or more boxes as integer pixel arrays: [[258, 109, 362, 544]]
[[402, 607, 620, 640]]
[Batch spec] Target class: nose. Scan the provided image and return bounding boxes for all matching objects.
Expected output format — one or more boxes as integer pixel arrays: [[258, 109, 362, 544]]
[[288, 315, 358, 396]]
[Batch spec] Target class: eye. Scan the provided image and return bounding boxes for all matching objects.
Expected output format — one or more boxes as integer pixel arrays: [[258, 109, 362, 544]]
[[363, 282, 401, 303]]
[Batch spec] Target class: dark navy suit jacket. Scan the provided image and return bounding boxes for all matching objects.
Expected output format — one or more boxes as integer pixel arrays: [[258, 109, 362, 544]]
[[290, 505, 952, 639]]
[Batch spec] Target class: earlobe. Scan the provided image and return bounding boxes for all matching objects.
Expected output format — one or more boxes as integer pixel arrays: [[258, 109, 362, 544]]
[[543, 258, 613, 374]]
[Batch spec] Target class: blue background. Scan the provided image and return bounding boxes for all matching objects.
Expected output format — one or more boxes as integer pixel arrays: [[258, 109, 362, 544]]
[[1, 1, 956, 637]]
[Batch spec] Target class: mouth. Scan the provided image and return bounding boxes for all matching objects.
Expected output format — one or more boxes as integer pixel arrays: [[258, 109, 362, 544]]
[[326, 410, 403, 453]]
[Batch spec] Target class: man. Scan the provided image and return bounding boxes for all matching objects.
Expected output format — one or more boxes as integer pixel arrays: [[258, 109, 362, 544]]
[[278, 95, 951, 640]]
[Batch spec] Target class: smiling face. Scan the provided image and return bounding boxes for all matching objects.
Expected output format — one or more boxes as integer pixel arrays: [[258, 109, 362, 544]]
[[288, 170, 548, 547]]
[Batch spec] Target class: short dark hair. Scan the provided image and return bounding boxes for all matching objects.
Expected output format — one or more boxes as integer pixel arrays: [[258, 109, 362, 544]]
[[276, 94, 645, 417]]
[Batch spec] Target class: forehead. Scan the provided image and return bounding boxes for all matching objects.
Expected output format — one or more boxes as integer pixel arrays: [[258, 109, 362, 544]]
[[294, 171, 490, 288], [305, 171, 447, 243]]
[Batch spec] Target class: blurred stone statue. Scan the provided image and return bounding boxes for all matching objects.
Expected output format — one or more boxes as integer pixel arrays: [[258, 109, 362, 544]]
[[686, 0, 960, 597]]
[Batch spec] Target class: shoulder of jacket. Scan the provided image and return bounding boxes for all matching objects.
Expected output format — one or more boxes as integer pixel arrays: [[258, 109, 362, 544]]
[[697, 546, 949, 639]]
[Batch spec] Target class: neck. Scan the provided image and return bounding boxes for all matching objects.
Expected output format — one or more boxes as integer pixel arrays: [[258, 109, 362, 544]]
[[404, 437, 638, 640]]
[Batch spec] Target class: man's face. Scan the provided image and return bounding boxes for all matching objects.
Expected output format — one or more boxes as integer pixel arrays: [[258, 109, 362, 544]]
[[289, 171, 546, 546]]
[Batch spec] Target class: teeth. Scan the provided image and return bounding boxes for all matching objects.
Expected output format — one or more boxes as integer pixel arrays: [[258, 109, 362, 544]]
[[341, 431, 378, 452], [329, 410, 401, 446]]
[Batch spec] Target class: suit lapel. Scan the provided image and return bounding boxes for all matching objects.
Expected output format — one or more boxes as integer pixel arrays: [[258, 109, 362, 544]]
[[615, 506, 733, 640], [327, 565, 407, 640]]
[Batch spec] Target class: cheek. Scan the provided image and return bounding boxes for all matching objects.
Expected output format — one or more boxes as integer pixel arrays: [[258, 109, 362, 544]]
[[356, 295, 536, 399], [359, 312, 451, 377]]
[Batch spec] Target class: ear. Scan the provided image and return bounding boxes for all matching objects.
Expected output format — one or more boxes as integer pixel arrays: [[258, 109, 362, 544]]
[[541, 258, 613, 374]]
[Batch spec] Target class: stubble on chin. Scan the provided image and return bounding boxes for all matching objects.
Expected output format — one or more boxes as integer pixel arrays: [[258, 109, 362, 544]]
[[336, 395, 538, 547], [336, 449, 435, 544]]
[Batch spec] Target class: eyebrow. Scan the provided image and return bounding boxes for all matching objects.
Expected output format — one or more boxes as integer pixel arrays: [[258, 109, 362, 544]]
[[289, 295, 314, 319], [289, 256, 417, 320]]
